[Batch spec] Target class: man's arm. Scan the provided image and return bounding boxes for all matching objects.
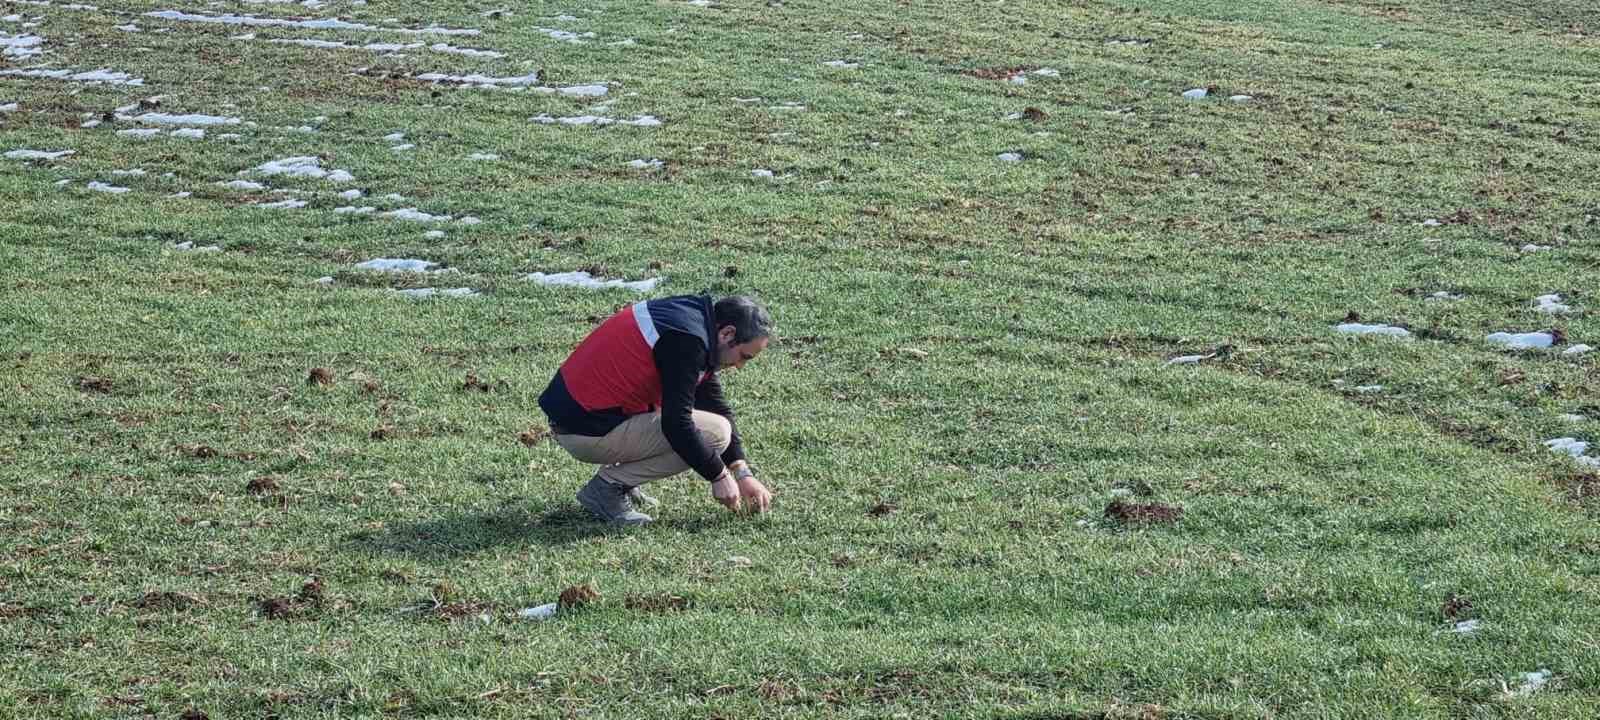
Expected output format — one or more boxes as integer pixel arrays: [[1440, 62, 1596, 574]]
[[693, 374, 746, 467], [653, 331, 725, 482]]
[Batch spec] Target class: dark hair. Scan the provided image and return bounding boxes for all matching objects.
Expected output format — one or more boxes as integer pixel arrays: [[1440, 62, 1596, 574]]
[[714, 295, 773, 344]]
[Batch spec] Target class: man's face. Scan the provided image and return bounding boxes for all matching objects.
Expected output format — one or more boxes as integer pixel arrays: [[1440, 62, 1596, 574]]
[[716, 326, 769, 371]]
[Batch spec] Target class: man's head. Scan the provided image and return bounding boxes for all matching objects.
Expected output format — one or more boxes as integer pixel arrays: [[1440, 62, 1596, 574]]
[[712, 295, 772, 370]]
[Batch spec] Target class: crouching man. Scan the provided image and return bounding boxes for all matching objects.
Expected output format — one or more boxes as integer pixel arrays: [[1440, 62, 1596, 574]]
[[538, 294, 774, 525]]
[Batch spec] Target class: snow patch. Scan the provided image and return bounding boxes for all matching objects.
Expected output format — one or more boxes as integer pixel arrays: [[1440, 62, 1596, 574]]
[[356, 258, 439, 272], [250, 156, 355, 183], [385, 207, 452, 222], [87, 181, 130, 193], [530, 114, 661, 126], [5, 149, 74, 160], [525, 271, 662, 292], [125, 112, 240, 126], [395, 287, 478, 298], [0, 68, 144, 85], [1335, 323, 1411, 338], [1182, 88, 1208, 100], [1486, 331, 1554, 349], [1534, 294, 1571, 314]]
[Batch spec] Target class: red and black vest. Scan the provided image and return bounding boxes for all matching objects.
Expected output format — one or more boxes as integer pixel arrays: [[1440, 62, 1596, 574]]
[[539, 295, 716, 436]]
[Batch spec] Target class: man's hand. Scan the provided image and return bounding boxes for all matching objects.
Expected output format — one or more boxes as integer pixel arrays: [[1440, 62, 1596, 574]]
[[710, 471, 741, 512], [737, 475, 772, 513]]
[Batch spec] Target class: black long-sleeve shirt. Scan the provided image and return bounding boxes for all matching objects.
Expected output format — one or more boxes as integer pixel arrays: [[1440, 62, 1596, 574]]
[[654, 330, 746, 481]]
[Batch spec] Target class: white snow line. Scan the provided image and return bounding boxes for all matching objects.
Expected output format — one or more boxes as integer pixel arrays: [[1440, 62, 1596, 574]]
[[5, 148, 74, 160], [524, 270, 661, 292], [356, 258, 439, 272], [250, 156, 355, 183], [384, 207, 452, 222], [1485, 332, 1554, 349], [1335, 323, 1411, 338], [530, 114, 660, 127], [123, 112, 241, 126], [0, 68, 144, 85]]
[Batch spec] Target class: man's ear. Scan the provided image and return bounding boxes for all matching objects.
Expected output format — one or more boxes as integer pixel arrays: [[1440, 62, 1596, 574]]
[[717, 325, 737, 346]]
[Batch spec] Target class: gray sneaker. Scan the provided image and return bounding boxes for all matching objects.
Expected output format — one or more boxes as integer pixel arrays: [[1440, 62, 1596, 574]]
[[627, 486, 660, 509], [576, 475, 654, 525]]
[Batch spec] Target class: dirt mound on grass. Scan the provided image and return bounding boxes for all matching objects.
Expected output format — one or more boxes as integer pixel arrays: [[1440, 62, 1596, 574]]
[[1104, 499, 1183, 524]]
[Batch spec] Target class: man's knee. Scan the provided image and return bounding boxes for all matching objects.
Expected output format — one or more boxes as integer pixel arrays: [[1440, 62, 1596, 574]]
[[694, 412, 732, 452]]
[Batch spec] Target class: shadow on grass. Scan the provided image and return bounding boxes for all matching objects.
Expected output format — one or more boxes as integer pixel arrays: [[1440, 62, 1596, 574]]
[[347, 501, 738, 559], [347, 502, 609, 558]]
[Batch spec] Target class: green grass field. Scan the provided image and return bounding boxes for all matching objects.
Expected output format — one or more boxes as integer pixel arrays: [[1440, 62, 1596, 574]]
[[4, 0, 1600, 717]]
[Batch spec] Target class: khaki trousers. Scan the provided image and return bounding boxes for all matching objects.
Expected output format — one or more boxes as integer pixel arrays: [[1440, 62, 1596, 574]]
[[553, 411, 732, 488]]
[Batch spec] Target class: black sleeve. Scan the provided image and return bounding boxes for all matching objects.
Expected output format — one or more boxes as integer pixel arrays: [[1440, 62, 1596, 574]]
[[653, 331, 725, 482], [694, 373, 746, 466]]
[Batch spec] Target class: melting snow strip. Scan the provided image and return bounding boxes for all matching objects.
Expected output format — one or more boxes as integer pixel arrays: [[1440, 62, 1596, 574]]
[[1534, 294, 1571, 314], [1544, 438, 1599, 468], [356, 258, 440, 272], [87, 181, 130, 193], [413, 71, 541, 87], [249, 156, 354, 183], [530, 114, 660, 126], [5, 149, 74, 160], [1335, 323, 1411, 338], [144, 10, 480, 36], [525, 271, 661, 292], [395, 287, 478, 298], [1486, 331, 1554, 349], [385, 208, 451, 222], [263, 38, 506, 58], [0, 68, 144, 85], [121, 112, 241, 126], [535, 27, 594, 43], [1, 33, 43, 58]]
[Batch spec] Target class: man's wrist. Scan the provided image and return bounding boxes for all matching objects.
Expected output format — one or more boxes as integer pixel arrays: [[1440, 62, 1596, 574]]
[[731, 463, 755, 481]]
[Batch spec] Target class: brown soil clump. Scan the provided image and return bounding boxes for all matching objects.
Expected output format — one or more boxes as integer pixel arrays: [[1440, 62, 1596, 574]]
[[296, 577, 325, 606], [180, 444, 219, 458], [723, 265, 739, 278], [1441, 593, 1473, 620], [76, 376, 114, 393], [370, 425, 394, 440], [1021, 106, 1048, 121], [306, 367, 335, 386], [257, 597, 295, 619], [180, 710, 209, 720], [866, 500, 897, 517], [1104, 499, 1184, 524], [461, 373, 492, 393], [558, 583, 600, 609], [518, 427, 549, 447], [246, 476, 281, 495], [624, 593, 690, 612]]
